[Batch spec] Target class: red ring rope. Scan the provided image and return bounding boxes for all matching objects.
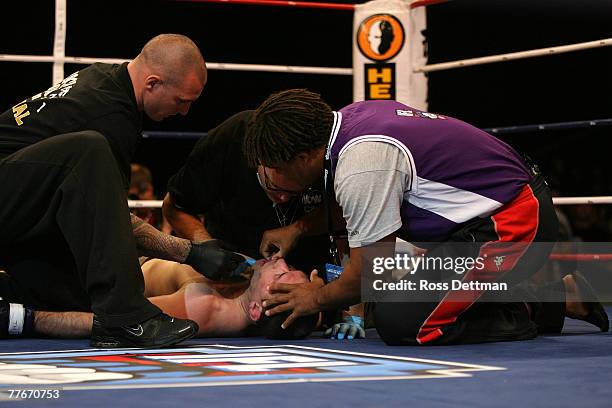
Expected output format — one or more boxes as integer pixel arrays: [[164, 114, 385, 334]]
[[549, 254, 612, 262], [173, 0, 450, 11], [174, 0, 355, 11]]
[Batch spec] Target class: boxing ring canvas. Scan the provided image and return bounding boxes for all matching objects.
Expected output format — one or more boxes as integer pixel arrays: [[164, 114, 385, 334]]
[[1, 310, 610, 407]]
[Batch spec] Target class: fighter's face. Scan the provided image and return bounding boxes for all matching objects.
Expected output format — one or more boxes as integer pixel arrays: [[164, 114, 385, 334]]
[[250, 258, 307, 300], [143, 70, 204, 121]]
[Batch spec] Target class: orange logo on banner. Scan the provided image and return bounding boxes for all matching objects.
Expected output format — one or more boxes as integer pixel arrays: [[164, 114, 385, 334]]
[[357, 14, 405, 62]]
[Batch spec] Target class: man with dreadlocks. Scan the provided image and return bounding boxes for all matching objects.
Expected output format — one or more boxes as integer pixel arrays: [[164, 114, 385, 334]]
[[162, 110, 332, 275], [244, 89, 609, 346]]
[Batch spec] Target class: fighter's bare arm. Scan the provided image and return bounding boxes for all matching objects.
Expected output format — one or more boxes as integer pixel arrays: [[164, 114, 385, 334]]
[[29, 260, 247, 338], [34, 311, 92, 338], [29, 260, 206, 338], [32, 281, 221, 338]]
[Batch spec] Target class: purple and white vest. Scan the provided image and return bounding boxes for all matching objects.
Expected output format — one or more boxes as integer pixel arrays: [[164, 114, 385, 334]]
[[326, 100, 530, 241]]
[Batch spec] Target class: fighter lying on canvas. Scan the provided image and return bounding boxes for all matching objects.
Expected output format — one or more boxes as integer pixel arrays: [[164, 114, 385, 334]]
[[0, 258, 318, 342]]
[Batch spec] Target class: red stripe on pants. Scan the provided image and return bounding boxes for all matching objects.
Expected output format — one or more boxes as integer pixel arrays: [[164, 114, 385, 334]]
[[416, 185, 539, 344]]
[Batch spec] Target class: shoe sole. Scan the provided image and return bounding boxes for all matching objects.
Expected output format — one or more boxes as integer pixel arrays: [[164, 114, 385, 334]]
[[90, 325, 197, 349]]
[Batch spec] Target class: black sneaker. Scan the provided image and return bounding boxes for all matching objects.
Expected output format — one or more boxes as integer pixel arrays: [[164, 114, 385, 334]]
[[90, 313, 199, 348], [572, 271, 609, 332]]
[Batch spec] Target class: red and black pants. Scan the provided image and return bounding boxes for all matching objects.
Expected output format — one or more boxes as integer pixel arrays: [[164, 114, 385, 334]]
[[374, 173, 561, 345]]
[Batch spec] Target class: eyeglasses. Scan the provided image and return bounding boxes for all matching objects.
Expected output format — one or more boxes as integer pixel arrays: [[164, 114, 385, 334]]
[[256, 166, 303, 197]]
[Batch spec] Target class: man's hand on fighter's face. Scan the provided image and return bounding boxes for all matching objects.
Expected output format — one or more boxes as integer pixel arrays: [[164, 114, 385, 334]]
[[262, 270, 325, 329], [260, 223, 302, 258]]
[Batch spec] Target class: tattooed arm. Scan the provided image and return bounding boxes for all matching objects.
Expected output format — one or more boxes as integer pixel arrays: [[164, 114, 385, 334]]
[[131, 214, 246, 280], [131, 213, 191, 262]]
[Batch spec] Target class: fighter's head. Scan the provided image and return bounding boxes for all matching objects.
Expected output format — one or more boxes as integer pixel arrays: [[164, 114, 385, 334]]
[[243, 258, 318, 339]]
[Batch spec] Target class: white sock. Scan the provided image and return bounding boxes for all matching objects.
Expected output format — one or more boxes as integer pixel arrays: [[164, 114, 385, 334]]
[[8, 303, 25, 335]]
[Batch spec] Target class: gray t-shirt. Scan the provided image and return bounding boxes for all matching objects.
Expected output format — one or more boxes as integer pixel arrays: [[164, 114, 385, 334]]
[[334, 141, 412, 248]]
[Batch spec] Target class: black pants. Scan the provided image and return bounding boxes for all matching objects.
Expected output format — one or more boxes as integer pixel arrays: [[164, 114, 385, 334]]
[[374, 174, 560, 345], [0, 132, 160, 327]]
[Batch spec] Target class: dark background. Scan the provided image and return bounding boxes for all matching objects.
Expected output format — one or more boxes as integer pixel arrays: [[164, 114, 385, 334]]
[[1, 0, 611, 239]]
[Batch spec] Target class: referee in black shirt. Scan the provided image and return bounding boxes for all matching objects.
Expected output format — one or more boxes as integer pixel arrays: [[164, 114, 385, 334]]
[[164, 110, 332, 274]]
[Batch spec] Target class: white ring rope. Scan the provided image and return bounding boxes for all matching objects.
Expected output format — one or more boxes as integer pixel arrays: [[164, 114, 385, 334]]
[[128, 200, 164, 209], [0, 55, 352, 76], [415, 37, 612, 73], [551, 197, 612, 205], [53, 0, 67, 84], [128, 197, 612, 209], [0, 55, 130, 64], [3, 37, 609, 80], [206, 62, 352, 75]]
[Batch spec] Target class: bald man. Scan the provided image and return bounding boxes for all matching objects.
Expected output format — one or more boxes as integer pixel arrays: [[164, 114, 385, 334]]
[[0, 34, 242, 348]]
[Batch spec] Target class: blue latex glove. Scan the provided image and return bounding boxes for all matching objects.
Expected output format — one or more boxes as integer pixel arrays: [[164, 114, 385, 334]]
[[324, 315, 365, 340], [227, 257, 257, 279]]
